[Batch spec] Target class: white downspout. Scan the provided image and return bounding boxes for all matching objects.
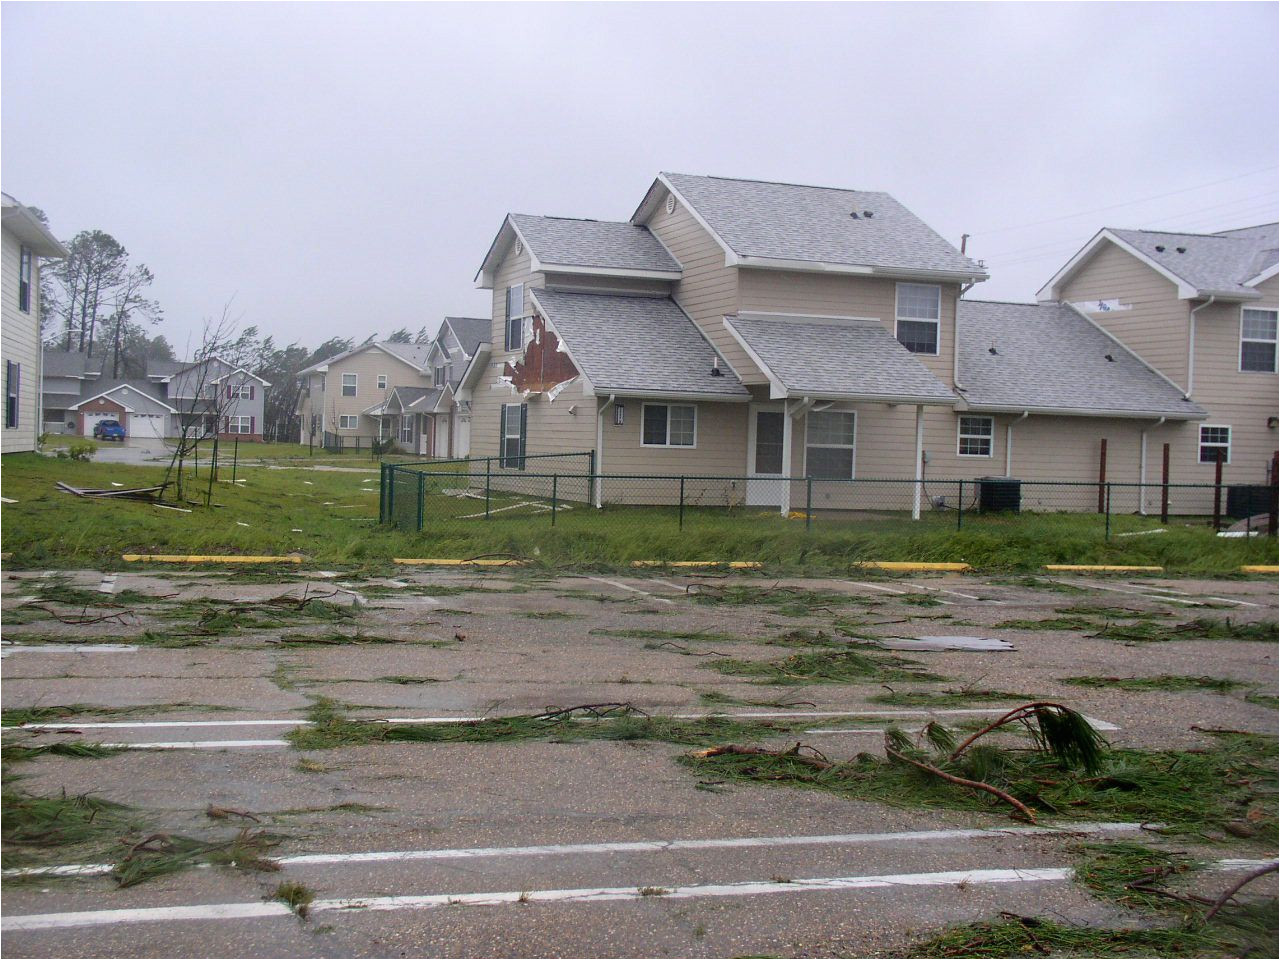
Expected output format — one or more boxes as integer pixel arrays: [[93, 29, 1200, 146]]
[[912, 404, 925, 520], [1139, 416, 1166, 515], [1186, 296, 1215, 398], [1005, 410, 1029, 477], [954, 282, 975, 392], [595, 394, 615, 508]]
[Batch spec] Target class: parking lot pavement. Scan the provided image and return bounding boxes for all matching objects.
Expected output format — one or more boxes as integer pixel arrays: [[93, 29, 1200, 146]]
[[2, 568, 1276, 957]]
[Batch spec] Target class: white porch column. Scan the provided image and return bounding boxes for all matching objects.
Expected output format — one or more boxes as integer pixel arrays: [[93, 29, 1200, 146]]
[[779, 409, 793, 517], [912, 404, 924, 520]]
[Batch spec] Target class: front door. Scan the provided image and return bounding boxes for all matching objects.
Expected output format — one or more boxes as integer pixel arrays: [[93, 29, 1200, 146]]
[[746, 404, 786, 506]]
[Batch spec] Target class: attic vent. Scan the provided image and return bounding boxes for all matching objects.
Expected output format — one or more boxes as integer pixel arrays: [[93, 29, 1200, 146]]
[[665, 194, 676, 214], [1104, 353, 1116, 362], [1155, 245, 1166, 252], [515, 239, 523, 255], [1176, 246, 1186, 253]]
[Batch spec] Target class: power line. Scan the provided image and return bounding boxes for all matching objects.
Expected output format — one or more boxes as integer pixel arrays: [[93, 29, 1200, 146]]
[[970, 166, 1278, 238]]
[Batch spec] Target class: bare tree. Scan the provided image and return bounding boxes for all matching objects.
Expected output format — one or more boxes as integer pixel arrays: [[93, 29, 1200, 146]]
[[104, 264, 162, 378]]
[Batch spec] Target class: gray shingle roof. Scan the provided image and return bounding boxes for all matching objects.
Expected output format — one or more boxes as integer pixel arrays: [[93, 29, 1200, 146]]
[[1108, 225, 1278, 297], [957, 300, 1205, 419], [509, 214, 681, 274], [42, 349, 95, 378], [724, 315, 957, 404], [529, 289, 749, 399], [391, 386, 441, 410], [299, 341, 431, 375], [656, 173, 986, 278], [145, 359, 186, 378], [76, 379, 174, 411], [443, 317, 491, 356]]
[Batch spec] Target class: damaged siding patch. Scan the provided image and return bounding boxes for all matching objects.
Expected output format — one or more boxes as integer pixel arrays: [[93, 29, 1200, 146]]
[[502, 314, 580, 399]]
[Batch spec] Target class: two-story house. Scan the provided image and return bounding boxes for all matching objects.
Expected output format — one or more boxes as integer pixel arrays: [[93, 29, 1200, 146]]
[[296, 341, 432, 448], [1037, 225, 1278, 506], [161, 357, 269, 440], [463, 173, 1205, 514], [384, 317, 489, 457], [2, 193, 67, 454]]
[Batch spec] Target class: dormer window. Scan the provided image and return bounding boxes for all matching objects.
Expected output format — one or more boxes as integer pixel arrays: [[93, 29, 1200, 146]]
[[434, 365, 447, 386], [895, 283, 941, 355]]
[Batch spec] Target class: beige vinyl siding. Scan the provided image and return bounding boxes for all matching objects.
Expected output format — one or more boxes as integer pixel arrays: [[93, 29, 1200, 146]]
[[644, 194, 753, 379], [601, 399, 749, 476], [1059, 241, 1189, 388], [1, 228, 40, 453], [469, 375, 595, 464], [319, 348, 430, 439]]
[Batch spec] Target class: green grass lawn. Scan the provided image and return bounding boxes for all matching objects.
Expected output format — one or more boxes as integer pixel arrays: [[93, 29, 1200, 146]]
[[0, 452, 1275, 573]]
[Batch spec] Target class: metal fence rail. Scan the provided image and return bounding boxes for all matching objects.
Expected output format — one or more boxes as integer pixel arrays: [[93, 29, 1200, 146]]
[[381, 467, 1279, 540]]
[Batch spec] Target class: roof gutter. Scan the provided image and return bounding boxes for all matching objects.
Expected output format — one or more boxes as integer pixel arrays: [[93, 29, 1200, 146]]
[[1186, 296, 1216, 399], [965, 402, 1205, 421]]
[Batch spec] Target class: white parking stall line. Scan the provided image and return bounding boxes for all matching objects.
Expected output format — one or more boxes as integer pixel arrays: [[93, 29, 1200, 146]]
[[904, 582, 994, 603], [1140, 585, 1263, 608], [3, 822, 1148, 880], [1060, 581, 1205, 605], [846, 581, 910, 595], [583, 576, 675, 605], [645, 578, 688, 593], [4, 867, 1076, 930], [1, 644, 138, 656]]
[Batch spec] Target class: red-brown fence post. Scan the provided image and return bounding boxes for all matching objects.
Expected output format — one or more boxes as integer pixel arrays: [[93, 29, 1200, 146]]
[[1097, 438, 1108, 513], [1212, 449, 1224, 531], [1160, 443, 1170, 524]]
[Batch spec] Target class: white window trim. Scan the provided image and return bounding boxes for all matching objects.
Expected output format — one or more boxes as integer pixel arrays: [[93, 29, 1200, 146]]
[[894, 282, 942, 356], [1198, 424, 1231, 465], [501, 402, 526, 465], [957, 415, 994, 458], [341, 373, 358, 397], [640, 403, 698, 448], [227, 384, 251, 399], [338, 415, 359, 431], [228, 415, 253, 434], [505, 284, 527, 353], [803, 408, 857, 479], [377, 374, 388, 390], [399, 416, 414, 443], [1239, 306, 1278, 374]]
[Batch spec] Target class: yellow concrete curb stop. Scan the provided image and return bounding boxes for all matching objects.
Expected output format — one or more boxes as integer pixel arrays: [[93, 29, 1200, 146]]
[[122, 554, 303, 564], [630, 561, 762, 569], [393, 558, 523, 566], [1043, 564, 1163, 573], [851, 561, 972, 572], [1239, 565, 1279, 574]]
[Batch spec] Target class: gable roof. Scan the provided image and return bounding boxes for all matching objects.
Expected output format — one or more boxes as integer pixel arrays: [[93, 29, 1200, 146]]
[[528, 289, 749, 400], [1, 193, 68, 257], [386, 385, 442, 413], [475, 214, 682, 287], [442, 316, 490, 357], [1039, 224, 1279, 301], [956, 300, 1205, 420], [724, 314, 957, 405], [298, 341, 431, 376], [633, 172, 987, 282], [70, 380, 176, 413]]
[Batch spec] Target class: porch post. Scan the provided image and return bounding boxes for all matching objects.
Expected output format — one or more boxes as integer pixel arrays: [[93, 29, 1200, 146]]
[[912, 404, 924, 520], [779, 406, 793, 517]]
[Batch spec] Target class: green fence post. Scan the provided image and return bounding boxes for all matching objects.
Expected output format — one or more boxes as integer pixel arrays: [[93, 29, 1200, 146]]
[[379, 463, 387, 523], [551, 474, 558, 526], [416, 472, 425, 532], [679, 477, 685, 529], [957, 479, 963, 531], [232, 438, 239, 484], [805, 478, 813, 531], [386, 465, 395, 525], [485, 459, 492, 519], [1105, 483, 1112, 540]]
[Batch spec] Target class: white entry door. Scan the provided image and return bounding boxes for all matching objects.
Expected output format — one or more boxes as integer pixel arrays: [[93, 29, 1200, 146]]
[[746, 404, 786, 506]]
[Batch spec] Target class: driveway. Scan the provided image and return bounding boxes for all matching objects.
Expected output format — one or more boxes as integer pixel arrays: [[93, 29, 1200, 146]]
[[89, 438, 174, 465]]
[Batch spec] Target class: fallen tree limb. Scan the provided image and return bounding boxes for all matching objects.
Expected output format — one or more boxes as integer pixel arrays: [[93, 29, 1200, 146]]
[[1205, 861, 1278, 920], [690, 742, 834, 771], [885, 743, 1036, 823]]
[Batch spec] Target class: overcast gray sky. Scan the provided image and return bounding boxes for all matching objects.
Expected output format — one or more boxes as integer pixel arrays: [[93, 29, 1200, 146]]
[[3, 1, 1277, 355]]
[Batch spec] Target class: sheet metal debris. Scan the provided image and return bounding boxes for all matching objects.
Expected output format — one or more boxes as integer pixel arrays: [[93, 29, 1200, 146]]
[[878, 635, 1015, 652]]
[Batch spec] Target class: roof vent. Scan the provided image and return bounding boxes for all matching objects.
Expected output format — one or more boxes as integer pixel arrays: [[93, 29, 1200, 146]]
[[988, 345, 999, 355], [849, 211, 860, 219], [1176, 246, 1186, 253], [1155, 245, 1165, 252], [710, 356, 723, 377], [665, 194, 676, 214], [863, 210, 874, 218], [1104, 353, 1116, 362]]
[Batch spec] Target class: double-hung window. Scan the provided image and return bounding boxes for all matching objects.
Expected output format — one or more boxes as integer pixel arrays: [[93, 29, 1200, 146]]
[[18, 245, 32, 313], [1199, 425, 1231, 464], [227, 383, 251, 400], [641, 403, 696, 447], [434, 365, 447, 386], [805, 409, 856, 478], [5, 361, 19, 429], [377, 374, 388, 390], [957, 415, 994, 457], [1241, 308, 1277, 373], [228, 416, 252, 435], [338, 414, 359, 430], [505, 284, 525, 352], [500, 402, 527, 468], [895, 283, 941, 354], [399, 417, 414, 443], [341, 373, 357, 397]]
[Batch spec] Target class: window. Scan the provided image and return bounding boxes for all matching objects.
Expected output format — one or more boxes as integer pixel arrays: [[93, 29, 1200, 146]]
[[227, 383, 251, 399], [641, 403, 696, 447], [227, 416, 252, 434], [1199, 425, 1231, 465], [434, 365, 446, 386], [339, 415, 359, 430], [501, 403, 527, 468], [5, 361, 19, 428], [895, 282, 941, 354], [399, 416, 414, 443], [18, 245, 32, 313], [957, 415, 994, 457], [505, 284, 525, 352], [377, 374, 388, 390], [805, 409, 856, 478], [1241, 308, 1277, 373], [341, 373, 357, 397]]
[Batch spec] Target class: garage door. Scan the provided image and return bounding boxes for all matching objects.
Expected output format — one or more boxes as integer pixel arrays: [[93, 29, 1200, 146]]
[[131, 413, 165, 440], [82, 412, 118, 436]]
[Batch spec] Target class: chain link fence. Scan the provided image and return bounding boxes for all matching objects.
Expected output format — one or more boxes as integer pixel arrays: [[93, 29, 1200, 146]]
[[382, 465, 1279, 540]]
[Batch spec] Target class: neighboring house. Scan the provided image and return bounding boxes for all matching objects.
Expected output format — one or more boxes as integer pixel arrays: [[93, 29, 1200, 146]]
[[463, 173, 1257, 513], [410, 316, 490, 458], [296, 341, 432, 447], [2, 193, 68, 454], [39, 350, 269, 441], [1037, 224, 1279, 492]]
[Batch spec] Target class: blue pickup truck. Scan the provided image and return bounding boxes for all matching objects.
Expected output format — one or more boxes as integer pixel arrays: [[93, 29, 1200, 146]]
[[92, 419, 126, 441]]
